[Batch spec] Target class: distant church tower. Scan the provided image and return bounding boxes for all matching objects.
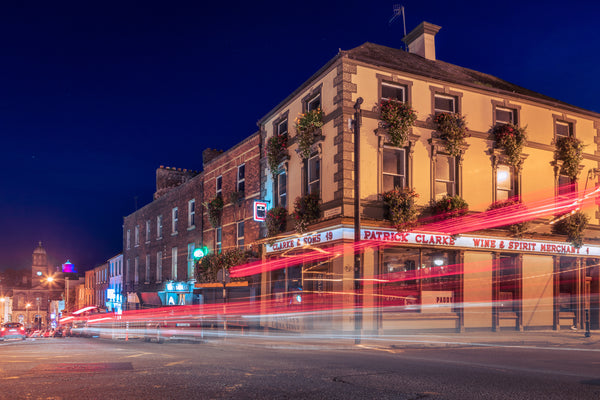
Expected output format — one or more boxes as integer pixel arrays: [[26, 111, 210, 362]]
[[31, 241, 49, 287]]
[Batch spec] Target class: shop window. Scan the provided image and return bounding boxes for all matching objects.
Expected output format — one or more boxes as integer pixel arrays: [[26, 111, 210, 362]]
[[382, 147, 406, 192], [559, 257, 577, 312], [496, 165, 514, 200], [498, 255, 519, 312], [435, 154, 457, 199]]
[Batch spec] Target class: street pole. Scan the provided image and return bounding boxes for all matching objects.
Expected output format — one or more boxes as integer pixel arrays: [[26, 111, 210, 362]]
[[353, 97, 363, 345]]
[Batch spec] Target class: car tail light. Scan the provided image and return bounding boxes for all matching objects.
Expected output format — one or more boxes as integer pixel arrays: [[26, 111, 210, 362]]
[[19, 326, 25, 331], [0, 327, 5, 332]]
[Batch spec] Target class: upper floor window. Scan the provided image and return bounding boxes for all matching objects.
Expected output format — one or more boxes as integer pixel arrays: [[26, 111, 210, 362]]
[[435, 155, 457, 199], [237, 221, 245, 248], [237, 164, 245, 193], [145, 220, 151, 241], [126, 229, 131, 250], [278, 170, 287, 207], [381, 82, 406, 102], [495, 107, 517, 125], [307, 154, 320, 194], [434, 94, 458, 114], [555, 121, 573, 138], [307, 93, 321, 112], [134, 225, 140, 247], [558, 174, 576, 196], [157, 215, 163, 239], [145, 254, 150, 284], [277, 119, 288, 138], [171, 247, 178, 281], [172, 207, 178, 234], [215, 227, 222, 254], [187, 243, 195, 280], [134, 257, 139, 284], [216, 175, 222, 198], [156, 251, 162, 282], [188, 199, 196, 228], [496, 165, 514, 201], [383, 147, 406, 192]]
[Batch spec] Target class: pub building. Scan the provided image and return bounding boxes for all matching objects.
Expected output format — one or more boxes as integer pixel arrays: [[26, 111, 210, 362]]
[[254, 21, 600, 333]]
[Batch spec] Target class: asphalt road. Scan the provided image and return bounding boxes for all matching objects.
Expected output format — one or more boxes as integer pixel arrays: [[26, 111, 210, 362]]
[[0, 336, 599, 399]]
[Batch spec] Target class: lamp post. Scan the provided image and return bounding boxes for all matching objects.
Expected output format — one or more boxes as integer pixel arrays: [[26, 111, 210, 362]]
[[353, 97, 363, 345], [26, 303, 31, 329]]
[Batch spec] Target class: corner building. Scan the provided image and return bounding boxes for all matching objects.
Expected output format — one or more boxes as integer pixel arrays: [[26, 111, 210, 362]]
[[257, 22, 600, 333]]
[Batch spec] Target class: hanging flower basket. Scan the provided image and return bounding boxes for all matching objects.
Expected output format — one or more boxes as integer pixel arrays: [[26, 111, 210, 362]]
[[266, 206, 288, 237], [434, 113, 469, 157], [382, 187, 419, 231], [296, 109, 324, 159], [487, 199, 530, 237], [493, 124, 527, 169], [379, 99, 418, 147], [204, 195, 224, 228], [292, 192, 320, 233], [195, 248, 253, 283], [555, 136, 585, 180], [425, 194, 469, 221], [266, 135, 288, 178], [552, 210, 589, 248]]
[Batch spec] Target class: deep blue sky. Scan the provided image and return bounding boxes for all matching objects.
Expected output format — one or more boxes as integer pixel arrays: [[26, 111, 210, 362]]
[[1, 1, 598, 271]]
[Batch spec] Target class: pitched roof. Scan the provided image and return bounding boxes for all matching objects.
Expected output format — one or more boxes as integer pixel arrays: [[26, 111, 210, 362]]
[[344, 42, 598, 117]]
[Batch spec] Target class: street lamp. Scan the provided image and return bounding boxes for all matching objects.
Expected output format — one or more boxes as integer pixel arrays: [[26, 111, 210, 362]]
[[26, 303, 31, 329]]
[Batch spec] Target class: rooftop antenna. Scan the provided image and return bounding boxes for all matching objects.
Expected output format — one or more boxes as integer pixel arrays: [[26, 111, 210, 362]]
[[389, 4, 407, 50]]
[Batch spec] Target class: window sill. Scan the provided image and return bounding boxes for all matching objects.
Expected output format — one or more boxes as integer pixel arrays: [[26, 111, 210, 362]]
[[187, 226, 196, 231], [171, 232, 178, 236]]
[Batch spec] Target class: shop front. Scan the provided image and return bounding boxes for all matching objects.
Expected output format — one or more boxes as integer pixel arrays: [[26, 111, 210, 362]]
[[158, 281, 193, 306], [263, 225, 600, 333]]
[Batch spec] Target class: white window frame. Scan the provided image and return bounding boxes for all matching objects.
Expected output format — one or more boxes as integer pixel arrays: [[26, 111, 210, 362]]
[[278, 170, 287, 207], [145, 220, 151, 242], [157, 215, 163, 239], [307, 93, 321, 112], [237, 164, 245, 193], [145, 254, 150, 284], [172, 247, 178, 281], [381, 82, 406, 102], [172, 207, 178, 234], [126, 229, 131, 250], [555, 121, 572, 138], [496, 165, 513, 200], [237, 221, 245, 248], [382, 147, 406, 192], [216, 175, 222, 197], [188, 199, 196, 228], [495, 107, 517, 125], [435, 155, 456, 200], [156, 251, 162, 282], [434, 94, 457, 114], [187, 242, 195, 280], [134, 257, 139, 284], [307, 154, 320, 194], [277, 119, 288, 137], [134, 225, 140, 247]]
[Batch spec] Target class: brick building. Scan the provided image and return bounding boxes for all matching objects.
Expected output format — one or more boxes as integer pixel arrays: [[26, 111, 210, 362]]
[[121, 132, 262, 309]]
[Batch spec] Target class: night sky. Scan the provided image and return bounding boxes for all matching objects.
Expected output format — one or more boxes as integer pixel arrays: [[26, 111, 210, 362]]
[[1, 1, 598, 271]]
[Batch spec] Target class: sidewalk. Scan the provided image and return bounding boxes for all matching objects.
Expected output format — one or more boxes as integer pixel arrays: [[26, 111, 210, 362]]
[[201, 329, 600, 351]]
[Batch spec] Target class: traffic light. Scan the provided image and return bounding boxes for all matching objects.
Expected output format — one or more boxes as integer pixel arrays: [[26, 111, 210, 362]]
[[193, 246, 210, 260]]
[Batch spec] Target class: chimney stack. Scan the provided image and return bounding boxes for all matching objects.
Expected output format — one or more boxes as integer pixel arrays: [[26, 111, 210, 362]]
[[402, 21, 441, 61]]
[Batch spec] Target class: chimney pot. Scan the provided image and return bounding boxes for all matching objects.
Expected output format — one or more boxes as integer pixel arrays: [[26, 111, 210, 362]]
[[402, 21, 441, 61]]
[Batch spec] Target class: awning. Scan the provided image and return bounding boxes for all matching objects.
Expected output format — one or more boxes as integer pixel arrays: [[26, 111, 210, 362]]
[[140, 292, 162, 306]]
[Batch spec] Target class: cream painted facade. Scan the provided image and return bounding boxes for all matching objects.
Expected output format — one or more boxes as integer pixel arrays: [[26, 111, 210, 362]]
[[257, 22, 600, 333]]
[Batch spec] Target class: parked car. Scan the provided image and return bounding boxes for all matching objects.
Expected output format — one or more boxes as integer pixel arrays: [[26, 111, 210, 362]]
[[0, 322, 27, 341]]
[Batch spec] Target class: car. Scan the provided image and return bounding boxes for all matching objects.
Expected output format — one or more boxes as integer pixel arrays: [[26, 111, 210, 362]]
[[0, 322, 27, 341]]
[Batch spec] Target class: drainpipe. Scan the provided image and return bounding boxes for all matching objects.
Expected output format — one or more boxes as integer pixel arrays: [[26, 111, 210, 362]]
[[354, 98, 363, 344]]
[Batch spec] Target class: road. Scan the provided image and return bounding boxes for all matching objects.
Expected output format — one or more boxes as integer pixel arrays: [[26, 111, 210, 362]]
[[0, 336, 598, 399]]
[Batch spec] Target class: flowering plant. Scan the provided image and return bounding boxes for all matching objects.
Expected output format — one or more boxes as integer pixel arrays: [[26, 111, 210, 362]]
[[555, 136, 585, 180], [266, 206, 288, 237], [204, 195, 224, 228], [434, 113, 469, 157], [487, 199, 530, 237], [379, 99, 418, 147], [552, 210, 589, 248], [296, 109, 324, 159], [292, 192, 320, 233], [195, 248, 253, 283], [266, 134, 288, 178], [427, 195, 468, 221], [493, 124, 527, 168], [382, 187, 419, 231]]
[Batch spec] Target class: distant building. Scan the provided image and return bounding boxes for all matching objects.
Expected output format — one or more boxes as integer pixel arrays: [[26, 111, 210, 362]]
[[107, 253, 123, 313]]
